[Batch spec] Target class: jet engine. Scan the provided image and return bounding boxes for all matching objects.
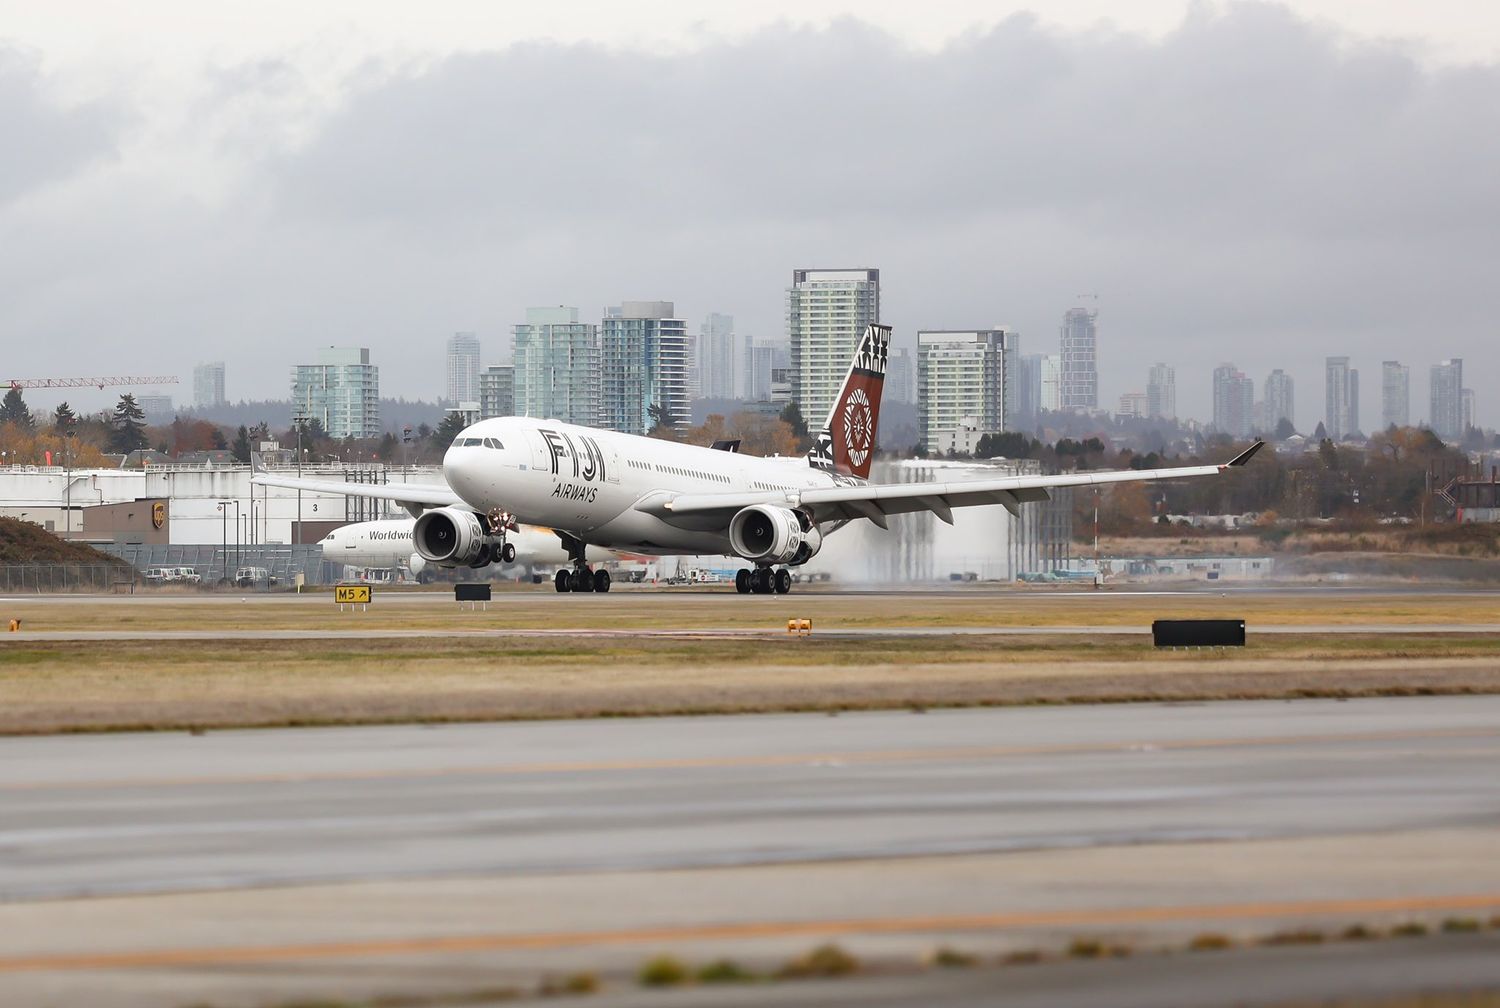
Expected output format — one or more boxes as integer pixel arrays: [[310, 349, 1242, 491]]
[[412, 507, 493, 568], [728, 505, 821, 565]]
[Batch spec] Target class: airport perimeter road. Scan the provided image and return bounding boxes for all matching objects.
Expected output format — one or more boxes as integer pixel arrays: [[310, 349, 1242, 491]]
[[2, 697, 1499, 1006]]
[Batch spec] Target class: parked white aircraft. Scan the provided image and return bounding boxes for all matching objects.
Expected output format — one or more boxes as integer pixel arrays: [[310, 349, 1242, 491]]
[[318, 519, 610, 580], [255, 325, 1261, 594]]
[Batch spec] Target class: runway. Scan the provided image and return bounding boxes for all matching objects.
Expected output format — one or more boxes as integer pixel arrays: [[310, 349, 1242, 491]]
[[3, 697, 1499, 1006]]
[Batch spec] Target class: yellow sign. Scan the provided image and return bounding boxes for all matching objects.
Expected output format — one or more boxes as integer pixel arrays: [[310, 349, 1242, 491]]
[[334, 584, 372, 605]]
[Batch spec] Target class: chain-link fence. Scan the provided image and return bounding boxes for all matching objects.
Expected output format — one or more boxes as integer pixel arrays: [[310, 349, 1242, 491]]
[[91, 544, 329, 589], [0, 565, 133, 593]]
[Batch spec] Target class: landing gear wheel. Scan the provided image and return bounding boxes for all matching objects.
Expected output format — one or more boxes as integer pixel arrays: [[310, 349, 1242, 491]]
[[774, 568, 792, 594], [735, 569, 752, 594], [554, 569, 570, 593], [500, 542, 517, 564], [569, 569, 594, 592], [751, 567, 773, 594], [592, 569, 611, 593]]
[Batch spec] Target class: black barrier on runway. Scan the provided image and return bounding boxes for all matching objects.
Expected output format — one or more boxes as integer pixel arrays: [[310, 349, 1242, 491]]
[[454, 583, 493, 603], [1152, 619, 1246, 647]]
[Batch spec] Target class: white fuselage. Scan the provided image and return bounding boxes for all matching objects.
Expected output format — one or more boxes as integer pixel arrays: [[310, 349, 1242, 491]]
[[321, 518, 600, 569], [444, 417, 845, 555]]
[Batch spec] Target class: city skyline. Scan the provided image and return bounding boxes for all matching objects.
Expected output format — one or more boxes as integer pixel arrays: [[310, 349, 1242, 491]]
[[4, 7, 1495, 430]]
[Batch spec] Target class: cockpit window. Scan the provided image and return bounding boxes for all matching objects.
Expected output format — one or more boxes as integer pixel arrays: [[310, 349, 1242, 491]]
[[462, 437, 483, 446], [483, 438, 504, 449]]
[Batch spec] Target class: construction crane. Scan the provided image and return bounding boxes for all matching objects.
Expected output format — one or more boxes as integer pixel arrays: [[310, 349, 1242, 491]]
[[5, 376, 179, 391]]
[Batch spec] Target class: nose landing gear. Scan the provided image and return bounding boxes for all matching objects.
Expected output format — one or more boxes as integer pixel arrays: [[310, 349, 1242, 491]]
[[735, 566, 793, 594]]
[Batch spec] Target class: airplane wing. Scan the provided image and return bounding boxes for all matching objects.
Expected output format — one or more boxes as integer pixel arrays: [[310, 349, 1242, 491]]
[[658, 442, 1264, 530], [250, 454, 463, 512]]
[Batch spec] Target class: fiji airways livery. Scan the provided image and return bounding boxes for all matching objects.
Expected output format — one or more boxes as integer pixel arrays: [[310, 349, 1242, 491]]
[[255, 325, 1261, 594]]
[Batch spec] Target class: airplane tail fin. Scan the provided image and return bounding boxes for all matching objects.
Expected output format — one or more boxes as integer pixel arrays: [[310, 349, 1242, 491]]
[[808, 324, 891, 480]]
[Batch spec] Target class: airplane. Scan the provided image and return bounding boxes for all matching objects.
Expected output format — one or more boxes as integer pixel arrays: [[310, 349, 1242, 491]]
[[254, 324, 1262, 595], [318, 519, 613, 581]]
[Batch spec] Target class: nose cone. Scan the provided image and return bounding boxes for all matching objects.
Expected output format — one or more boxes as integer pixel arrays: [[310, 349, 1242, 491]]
[[444, 443, 486, 508]]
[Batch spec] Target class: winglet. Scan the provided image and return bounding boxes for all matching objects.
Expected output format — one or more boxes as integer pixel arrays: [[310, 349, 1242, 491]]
[[250, 451, 265, 476], [1222, 440, 1265, 468]]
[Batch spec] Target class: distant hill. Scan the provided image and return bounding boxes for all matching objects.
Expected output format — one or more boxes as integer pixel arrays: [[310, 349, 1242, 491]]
[[0, 518, 132, 567]]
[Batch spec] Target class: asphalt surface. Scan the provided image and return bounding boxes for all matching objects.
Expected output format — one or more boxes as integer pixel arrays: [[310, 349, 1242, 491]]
[[3, 697, 1499, 1007], [5, 697, 1499, 900]]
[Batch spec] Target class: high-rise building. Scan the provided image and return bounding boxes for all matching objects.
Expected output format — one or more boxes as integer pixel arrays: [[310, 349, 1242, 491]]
[[513, 307, 602, 428], [1263, 369, 1295, 433], [446, 332, 481, 404], [886, 347, 915, 405], [1117, 393, 1148, 419], [698, 313, 737, 400], [744, 339, 783, 403], [602, 301, 689, 434], [1212, 363, 1255, 439], [1430, 359, 1463, 440], [291, 347, 380, 439], [1380, 361, 1410, 430], [137, 395, 174, 421], [1325, 356, 1359, 440], [192, 362, 225, 410], [1146, 363, 1176, 421], [1017, 354, 1042, 427], [479, 365, 515, 419], [1059, 308, 1098, 411], [787, 268, 880, 424], [916, 329, 1016, 451], [1461, 389, 1475, 435], [1039, 354, 1062, 412]]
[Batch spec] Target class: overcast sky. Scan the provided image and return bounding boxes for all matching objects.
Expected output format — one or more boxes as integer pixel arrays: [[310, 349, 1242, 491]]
[[1, 0, 1496, 429]]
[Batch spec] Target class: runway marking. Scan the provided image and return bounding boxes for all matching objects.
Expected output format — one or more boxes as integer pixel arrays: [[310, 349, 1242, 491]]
[[2, 892, 1498, 973], [4, 726, 1495, 793]]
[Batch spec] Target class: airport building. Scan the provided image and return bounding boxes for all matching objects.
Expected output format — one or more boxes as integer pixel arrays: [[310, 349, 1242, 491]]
[[798, 458, 1072, 583], [787, 268, 881, 424], [513, 307, 602, 428], [291, 347, 381, 439]]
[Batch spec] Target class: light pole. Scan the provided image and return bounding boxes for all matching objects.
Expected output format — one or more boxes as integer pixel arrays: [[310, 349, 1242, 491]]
[[218, 501, 230, 583]]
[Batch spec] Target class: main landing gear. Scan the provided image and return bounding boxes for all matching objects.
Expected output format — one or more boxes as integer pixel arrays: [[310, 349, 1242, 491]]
[[554, 534, 609, 594], [735, 566, 792, 595]]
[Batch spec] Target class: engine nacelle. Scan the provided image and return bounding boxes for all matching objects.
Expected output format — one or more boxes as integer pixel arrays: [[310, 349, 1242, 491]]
[[412, 507, 489, 568], [729, 505, 820, 565]]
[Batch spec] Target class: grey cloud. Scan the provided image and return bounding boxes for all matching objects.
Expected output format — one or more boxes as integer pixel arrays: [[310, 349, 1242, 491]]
[[0, 46, 121, 206], [3, 5, 1498, 426]]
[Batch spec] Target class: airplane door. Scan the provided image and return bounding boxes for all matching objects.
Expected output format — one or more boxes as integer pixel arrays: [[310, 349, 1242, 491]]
[[527, 430, 553, 475]]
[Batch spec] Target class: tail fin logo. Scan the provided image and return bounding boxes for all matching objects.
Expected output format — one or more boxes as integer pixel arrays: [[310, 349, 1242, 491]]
[[842, 388, 875, 470]]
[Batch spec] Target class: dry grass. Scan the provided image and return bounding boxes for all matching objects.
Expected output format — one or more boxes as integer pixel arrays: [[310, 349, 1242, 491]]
[[4, 589, 1500, 634], [2, 632, 1499, 734]]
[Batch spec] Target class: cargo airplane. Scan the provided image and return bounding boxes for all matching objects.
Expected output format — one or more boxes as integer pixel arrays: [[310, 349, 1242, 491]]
[[318, 520, 613, 581], [254, 325, 1262, 594]]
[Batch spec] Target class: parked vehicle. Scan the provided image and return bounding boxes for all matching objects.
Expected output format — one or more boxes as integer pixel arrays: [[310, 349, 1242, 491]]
[[174, 567, 202, 584], [234, 566, 279, 588], [142, 567, 175, 585]]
